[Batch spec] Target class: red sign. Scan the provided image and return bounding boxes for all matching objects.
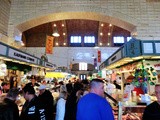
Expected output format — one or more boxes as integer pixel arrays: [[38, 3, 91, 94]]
[[98, 50, 101, 63]]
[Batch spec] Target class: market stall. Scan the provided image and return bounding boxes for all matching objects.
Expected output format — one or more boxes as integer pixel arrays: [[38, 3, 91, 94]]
[[100, 38, 160, 119]]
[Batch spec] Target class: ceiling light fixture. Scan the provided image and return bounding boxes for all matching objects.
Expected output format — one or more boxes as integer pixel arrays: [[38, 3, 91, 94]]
[[52, 31, 60, 37], [52, 23, 60, 37], [56, 42, 59, 46], [109, 24, 112, 27], [100, 32, 103, 36], [101, 24, 104, 27]]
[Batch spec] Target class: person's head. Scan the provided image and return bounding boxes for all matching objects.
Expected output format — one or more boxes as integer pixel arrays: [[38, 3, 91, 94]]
[[38, 85, 46, 95], [1, 82, 10, 90], [90, 79, 104, 97], [59, 81, 64, 85], [59, 91, 67, 99], [6, 88, 19, 101], [155, 84, 160, 103], [41, 80, 46, 85], [73, 82, 83, 92], [22, 85, 35, 101], [31, 75, 36, 84]]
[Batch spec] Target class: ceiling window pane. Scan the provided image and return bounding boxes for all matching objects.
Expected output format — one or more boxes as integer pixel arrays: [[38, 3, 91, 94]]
[[84, 36, 95, 43], [79, 62, 87, 70], [113, 36, 124, 43], [70, 36, 81, 43]]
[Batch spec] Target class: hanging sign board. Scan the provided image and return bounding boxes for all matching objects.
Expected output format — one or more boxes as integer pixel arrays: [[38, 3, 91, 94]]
[[108, 50, 122, 65], [98, 50, 101, 63], [45, 62, 54, 68], [8, 48, 37, 64], [94, 58, 97, 67], [126, 39, 141, 57], [45, 36, 54, 54]]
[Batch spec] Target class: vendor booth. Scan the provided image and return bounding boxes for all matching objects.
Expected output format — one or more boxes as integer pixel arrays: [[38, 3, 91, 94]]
[[100, 38, 160, 119], [0, 42, 55, 86]]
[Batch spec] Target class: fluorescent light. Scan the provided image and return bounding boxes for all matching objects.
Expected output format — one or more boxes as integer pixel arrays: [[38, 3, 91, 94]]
[[152, 56, 160, 59], [124, 59, 133, 62], [132, 56, 143, 60]]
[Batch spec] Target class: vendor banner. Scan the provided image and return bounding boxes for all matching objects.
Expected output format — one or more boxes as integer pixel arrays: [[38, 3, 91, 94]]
[[45, 35, 54, 54], [98, 50, 101, 63], [94, 58, 97, 68]]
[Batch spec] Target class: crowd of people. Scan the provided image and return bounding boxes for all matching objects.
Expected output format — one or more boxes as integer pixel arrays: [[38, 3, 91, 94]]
[[0, 75, 160, 120]]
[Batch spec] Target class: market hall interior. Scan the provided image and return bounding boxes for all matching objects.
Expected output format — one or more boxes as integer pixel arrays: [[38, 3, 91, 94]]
[[0, 0, 160, 120]]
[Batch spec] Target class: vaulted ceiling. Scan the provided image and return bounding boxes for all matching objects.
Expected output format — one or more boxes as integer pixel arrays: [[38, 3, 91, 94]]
[[22, 19, 130, 47]]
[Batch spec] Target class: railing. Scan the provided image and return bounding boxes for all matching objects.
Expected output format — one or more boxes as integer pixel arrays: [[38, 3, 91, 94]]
[[104, 91, 118, 105]]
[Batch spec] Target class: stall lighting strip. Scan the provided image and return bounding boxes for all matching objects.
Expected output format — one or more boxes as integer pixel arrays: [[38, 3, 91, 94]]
[[0, 56, 48, 69]]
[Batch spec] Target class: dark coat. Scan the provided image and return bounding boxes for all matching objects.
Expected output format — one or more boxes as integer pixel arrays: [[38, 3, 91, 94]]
[[20, 96, 46, 120], [0, 98, 20, 120], [38, 90, 54, 120], [64, 91, 78, 120], [142, 101, 160, 120]]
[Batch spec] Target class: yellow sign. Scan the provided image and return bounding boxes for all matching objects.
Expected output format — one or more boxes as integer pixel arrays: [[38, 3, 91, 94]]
[[45, 36, 54, 54], [45, 72, 66, 78]]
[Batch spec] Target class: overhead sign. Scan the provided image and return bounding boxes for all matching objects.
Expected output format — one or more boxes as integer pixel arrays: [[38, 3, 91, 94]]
[[108, 50, 122, 65], [94, 58, 97, 67], [99, 62, 105, 70], [8, 48, 37, 64], [126, 39, 141, 57], [45, 62, 54, 68], [98, 50, 101, 63], [0, 44, 7, 55], [46, 36, 54, 54]]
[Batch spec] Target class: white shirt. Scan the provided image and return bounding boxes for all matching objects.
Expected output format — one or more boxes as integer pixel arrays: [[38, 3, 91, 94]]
[[55, 98, 66, 120]]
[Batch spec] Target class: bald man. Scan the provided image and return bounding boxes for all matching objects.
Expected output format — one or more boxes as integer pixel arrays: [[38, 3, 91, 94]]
[[77, 79, 114, 120]]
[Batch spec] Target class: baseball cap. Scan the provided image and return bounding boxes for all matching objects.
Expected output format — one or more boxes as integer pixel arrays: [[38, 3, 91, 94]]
[[38, 85, 46, 90]]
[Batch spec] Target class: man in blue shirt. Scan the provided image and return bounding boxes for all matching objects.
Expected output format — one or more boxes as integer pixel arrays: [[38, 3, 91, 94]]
[[76, 79, 114, 120]]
